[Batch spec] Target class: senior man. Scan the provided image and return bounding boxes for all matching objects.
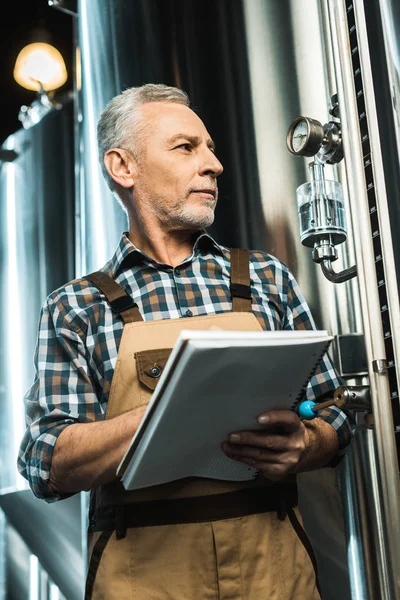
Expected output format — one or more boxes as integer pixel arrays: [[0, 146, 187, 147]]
[[18, 83, 352, 600]]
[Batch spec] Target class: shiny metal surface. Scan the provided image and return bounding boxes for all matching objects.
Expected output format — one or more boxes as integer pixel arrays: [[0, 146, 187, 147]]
[[0, 490, 83, 600], [329, 0, 400, 597], [77, 0, 127, 274], [1, 506, 67, 600], [321, 260, 357, 284], [362, 0, 400, 292], [356, 0, 400, 411], [341, 425, 394, 599], [318, 0, 365, 339], [378, 0, 400, 74], [0, 100, 82, 597], [243, 0, 363, 335], [298, 467, 351, 599], [377, 0, 400, 172], [0, 100, 75, 493], [242, 0, 315, 296], [5, 520, 30, 600]]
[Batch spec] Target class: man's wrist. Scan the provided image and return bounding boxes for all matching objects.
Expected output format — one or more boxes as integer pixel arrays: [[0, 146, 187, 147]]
[[298, 418, 339, 472]]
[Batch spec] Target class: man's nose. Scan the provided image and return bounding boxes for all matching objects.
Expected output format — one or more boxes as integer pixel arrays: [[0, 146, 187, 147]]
[[199, 148, 224, 177]]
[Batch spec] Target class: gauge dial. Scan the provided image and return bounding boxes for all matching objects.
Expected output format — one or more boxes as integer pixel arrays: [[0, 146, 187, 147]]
[[286, 116, 324, 157], [291, 120, 309, 153]]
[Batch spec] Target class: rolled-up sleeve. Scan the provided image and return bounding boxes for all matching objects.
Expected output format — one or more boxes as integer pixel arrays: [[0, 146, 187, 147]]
[[17, 294, 102, 502], [283, 268, 354, 460]]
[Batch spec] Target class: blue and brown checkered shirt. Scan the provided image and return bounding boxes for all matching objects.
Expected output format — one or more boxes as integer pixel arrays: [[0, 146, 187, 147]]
[[18, 232, 352, 502]]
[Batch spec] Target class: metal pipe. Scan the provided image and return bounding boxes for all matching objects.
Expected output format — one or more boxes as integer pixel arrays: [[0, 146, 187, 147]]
[[319, 0, 365, 334], [355, 0, 400, 406], [341, 424, 394, 599], [321, 259, 357, 283], [328, 0, 400, 597]]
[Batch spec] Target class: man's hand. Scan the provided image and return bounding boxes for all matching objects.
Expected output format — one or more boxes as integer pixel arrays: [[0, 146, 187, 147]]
[[222, 409, 306, 480], [222, 408, 339, 480]]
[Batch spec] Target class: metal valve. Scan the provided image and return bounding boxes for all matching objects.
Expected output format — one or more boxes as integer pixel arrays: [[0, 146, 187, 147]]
[[286, 95, 357, 284], [298, 385, 371, 420]]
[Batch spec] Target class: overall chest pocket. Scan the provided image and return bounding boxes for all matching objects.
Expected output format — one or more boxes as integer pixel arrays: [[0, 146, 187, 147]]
[[134, 348, 173, 405]]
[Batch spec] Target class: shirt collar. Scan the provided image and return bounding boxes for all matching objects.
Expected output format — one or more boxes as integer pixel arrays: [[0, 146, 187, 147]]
[[193, 230, 225, 256], [106, 230, 224, 278]]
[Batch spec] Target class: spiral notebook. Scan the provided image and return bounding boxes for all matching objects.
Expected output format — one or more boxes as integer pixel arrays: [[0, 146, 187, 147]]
[[118, 329, 333, 491]]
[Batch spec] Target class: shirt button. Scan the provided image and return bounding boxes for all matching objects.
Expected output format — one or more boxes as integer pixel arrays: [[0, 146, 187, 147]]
[[185, 309, 193, 317], [174, 268, 181, 275]]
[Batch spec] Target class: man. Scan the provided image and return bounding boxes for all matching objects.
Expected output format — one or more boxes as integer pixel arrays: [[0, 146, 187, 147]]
[[18, 83, 352, 600]]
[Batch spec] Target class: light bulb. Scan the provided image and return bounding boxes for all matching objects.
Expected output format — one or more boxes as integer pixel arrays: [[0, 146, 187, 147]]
[[13, 42, 67, 92]]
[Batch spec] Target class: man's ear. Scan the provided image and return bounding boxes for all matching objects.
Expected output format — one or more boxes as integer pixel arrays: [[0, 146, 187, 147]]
[[103, 148, 137, 189]]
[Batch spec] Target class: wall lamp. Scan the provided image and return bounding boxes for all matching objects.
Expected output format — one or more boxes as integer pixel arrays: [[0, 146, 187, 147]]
[[13, 37, 68, 129]]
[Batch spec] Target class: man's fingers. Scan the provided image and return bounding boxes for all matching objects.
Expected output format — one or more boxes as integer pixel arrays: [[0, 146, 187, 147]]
[[222, 443, 287, 462], [222, 445, 300, 477], [226, 430, 298, 450], [257, 408, 301, 433]]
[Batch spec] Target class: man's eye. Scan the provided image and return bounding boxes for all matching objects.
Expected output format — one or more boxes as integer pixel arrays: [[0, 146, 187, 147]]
[[177, 143, 191, 151]]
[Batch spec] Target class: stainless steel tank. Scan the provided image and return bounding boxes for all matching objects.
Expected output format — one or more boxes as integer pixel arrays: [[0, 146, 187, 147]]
[[0, 97, 75, 492], [0, 97, 83, 599]]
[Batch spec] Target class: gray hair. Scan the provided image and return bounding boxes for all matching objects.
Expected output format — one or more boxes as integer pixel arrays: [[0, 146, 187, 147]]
[[97, 83, 190, 192]]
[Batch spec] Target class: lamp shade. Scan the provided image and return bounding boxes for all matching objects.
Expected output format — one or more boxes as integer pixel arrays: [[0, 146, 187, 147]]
[[13, 42, 67, 92]]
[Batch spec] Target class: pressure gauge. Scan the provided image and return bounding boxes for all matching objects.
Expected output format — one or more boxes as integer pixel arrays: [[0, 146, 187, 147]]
[[286, 116, 325, 157]]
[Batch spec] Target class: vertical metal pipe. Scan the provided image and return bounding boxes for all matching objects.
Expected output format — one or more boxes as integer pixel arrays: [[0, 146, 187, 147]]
[[318, 0, 365, 337], [341, 424, 391, 599], [328, 0, 400, 597], [352, 0, 400, 411]]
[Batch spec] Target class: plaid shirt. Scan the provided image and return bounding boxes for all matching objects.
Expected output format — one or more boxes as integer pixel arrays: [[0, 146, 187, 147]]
[[18, 232, 352, 502]]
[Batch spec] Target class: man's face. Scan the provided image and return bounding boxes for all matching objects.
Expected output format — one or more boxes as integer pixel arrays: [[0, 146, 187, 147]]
[[131, 102, 224, 231]]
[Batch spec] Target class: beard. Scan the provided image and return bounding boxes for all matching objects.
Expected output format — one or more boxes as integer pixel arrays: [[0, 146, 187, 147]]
[[169, 198, 216, 230], [151, 190, 218, 232]]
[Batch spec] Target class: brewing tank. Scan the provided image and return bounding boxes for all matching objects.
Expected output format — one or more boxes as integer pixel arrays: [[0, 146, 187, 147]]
[[0, 97, 84, 600]]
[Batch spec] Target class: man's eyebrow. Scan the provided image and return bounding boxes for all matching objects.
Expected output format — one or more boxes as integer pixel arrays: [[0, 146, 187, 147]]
[[168, 134, 216, 151]]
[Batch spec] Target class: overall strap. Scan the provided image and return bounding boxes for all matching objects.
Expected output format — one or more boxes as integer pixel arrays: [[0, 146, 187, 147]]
[[85, 271, 143, 324], [229, 248, 252, 312]]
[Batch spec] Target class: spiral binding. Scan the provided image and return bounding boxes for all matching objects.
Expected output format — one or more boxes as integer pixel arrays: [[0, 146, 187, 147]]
[[289, 339, 333, 412]]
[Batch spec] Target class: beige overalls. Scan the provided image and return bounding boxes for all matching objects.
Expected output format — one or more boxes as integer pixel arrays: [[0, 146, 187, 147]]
[[84, 249, 321, 600]]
